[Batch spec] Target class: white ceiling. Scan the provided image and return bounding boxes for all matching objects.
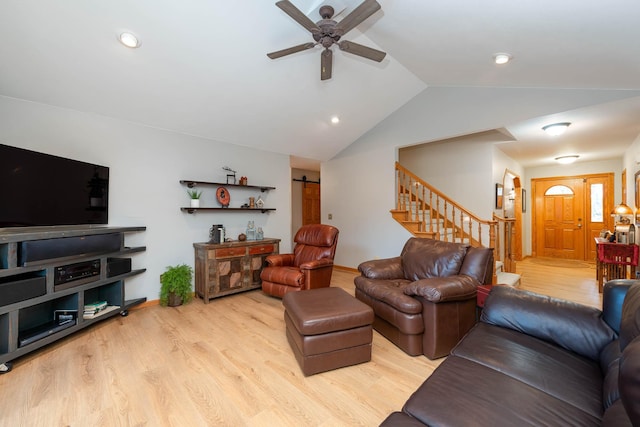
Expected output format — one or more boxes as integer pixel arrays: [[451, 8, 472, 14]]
[[1, 0, 640, 169]]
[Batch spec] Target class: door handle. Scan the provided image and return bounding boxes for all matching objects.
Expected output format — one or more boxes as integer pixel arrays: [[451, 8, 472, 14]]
[[577, 218, 582, 228]]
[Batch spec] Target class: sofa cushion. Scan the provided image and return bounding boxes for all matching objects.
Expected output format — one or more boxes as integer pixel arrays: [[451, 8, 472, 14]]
[[355, 288, 424, 335], [458, 245, 494, 284], [261, 266, 304, 287], [401, 355, 601, 427], [353, 277, 421, 314], [401, 238, 468, 281], [452, 323, 604, 418], [380, 412, 426, 427], [619, 337, 640, 426], [602, 400, 634, 427], [603, 362, 621, 410], [357, 256, 404, 280], [619, 283, 640, 351], [482, 286, 616, 360]]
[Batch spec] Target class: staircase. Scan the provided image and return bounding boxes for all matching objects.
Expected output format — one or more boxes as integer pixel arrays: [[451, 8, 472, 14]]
[[392, 162, 520, 286]]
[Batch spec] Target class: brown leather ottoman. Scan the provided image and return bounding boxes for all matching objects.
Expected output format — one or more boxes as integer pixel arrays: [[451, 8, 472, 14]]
[[282, 287, 374, 376]]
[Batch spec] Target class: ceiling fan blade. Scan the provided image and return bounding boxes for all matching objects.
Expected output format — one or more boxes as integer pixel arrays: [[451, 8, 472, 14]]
[[267, 42, 316, 59], [333, 0, 381, 36], [275, 0, 321, 34], [338, 41, 386, 62], [321, 49, 332, 80]]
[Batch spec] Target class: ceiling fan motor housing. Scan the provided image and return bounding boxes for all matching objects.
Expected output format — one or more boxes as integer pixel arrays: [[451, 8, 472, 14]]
[[314, 7, 342, 47], [267, 0, 385, 80]]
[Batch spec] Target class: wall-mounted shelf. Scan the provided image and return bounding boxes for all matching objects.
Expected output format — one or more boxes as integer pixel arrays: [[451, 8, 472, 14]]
[[180, 207, 276, 214], [180, 180, 275, 192], [179, 180, 276, 213]]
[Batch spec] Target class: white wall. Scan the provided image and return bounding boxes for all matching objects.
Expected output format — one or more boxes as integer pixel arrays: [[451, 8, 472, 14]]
[[326, 86, 637, 268], [623, 134, 640, 209], [322, 145, 413, 267], [399, 138, 496, 219], [0, 96, 292, 301]]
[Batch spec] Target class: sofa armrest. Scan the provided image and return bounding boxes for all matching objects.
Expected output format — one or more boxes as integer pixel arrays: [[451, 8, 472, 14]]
[[403, 275, 478, 303], [481, 286, 617, 360], [358, 257, 404, 280], [265, 253, 295, 267], [603, 279, 637, 334], [299, 258, 333, 270]]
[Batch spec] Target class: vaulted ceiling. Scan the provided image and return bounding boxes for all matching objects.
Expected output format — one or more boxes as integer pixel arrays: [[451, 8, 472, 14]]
[[1, 0, 640, 168]]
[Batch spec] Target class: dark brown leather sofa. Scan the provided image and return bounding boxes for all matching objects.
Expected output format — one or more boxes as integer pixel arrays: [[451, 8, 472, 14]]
[[381, 280, 640, 427], [354, 238, 494, 359]]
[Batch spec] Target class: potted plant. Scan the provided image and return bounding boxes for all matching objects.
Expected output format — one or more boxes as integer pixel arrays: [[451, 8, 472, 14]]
[[160, 264, 194, 306], [187, 189, 202, 208]]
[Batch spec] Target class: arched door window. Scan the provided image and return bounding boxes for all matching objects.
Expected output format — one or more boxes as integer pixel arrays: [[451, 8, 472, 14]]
[[545, 185, 574, 196]]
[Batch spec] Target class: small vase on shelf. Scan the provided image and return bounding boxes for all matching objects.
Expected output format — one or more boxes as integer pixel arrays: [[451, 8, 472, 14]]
[[246, 221, 256, 240]]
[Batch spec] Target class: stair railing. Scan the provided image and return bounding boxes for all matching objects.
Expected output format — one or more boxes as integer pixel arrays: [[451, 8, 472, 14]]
[[493, 213, 516, 273], [394, 163, 518, 279]]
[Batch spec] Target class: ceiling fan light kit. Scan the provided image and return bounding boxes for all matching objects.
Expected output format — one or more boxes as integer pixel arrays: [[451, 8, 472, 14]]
[[267, 0, 386, 80]]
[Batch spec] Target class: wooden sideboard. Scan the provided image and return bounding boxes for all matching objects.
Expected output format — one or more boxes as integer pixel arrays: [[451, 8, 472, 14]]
[[193, 238, 280, 302]]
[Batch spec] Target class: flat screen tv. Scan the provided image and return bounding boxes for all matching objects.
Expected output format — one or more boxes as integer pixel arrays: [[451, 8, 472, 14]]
[[0, 144, 109, 228]]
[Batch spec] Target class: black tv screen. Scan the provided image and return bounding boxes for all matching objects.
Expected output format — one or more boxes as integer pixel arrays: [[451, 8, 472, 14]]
[[0, 144, 109, 228]]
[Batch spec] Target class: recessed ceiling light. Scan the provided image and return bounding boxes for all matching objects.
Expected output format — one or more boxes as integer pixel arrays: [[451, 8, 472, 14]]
[[331, 116, 340, 124], [118, 32, 140, 48], [493, 53, 512, 65], [555, 155, 579, 164], [543, 122, 571, 136]]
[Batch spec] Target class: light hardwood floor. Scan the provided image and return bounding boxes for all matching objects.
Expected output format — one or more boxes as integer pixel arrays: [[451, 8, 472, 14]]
[[0, 258, 601, 426]]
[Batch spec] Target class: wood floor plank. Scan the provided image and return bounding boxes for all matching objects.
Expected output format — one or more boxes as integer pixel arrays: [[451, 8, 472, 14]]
[[0, 259, 602, 426]]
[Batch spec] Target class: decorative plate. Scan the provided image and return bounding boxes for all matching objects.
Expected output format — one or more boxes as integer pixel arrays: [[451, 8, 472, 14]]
[[216, 187, 230, 207]]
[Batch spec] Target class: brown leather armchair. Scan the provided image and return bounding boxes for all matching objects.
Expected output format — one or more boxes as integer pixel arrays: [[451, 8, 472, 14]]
[[354, 238, 494, 359], [261, 224, 339, 298]]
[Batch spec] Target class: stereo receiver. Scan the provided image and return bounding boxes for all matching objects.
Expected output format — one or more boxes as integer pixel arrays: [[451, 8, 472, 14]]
[[54, 259, 101, 291]]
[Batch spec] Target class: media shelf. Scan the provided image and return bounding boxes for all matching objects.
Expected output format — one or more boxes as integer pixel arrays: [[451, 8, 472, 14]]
[[0, 226, 146, 373]]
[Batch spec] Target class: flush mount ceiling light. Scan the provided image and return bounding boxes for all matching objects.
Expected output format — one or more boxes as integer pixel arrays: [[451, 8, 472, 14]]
[[118, 32, 140, 48], [542, 122, 571, 136], [555, 155, 579, 164], [493, 53, 512, 65], [331, 116, 340, 125]]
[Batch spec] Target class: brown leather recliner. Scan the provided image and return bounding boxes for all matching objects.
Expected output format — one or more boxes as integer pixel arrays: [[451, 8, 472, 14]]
[[261, 224, 339, 298], [354, 238, 493, 359]]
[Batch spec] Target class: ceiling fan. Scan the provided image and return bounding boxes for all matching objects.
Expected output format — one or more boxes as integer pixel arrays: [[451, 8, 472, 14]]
[[267, 0, 386, 80]]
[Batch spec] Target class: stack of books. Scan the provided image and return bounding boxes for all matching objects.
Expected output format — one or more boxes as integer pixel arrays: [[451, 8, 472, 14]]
[[83, 300, 109, 319]]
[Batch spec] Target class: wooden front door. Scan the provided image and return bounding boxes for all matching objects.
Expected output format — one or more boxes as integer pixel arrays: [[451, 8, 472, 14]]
[[532, 174, 614, 261], [302, 182, 320, 225], [534, 178, 585, 259]]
